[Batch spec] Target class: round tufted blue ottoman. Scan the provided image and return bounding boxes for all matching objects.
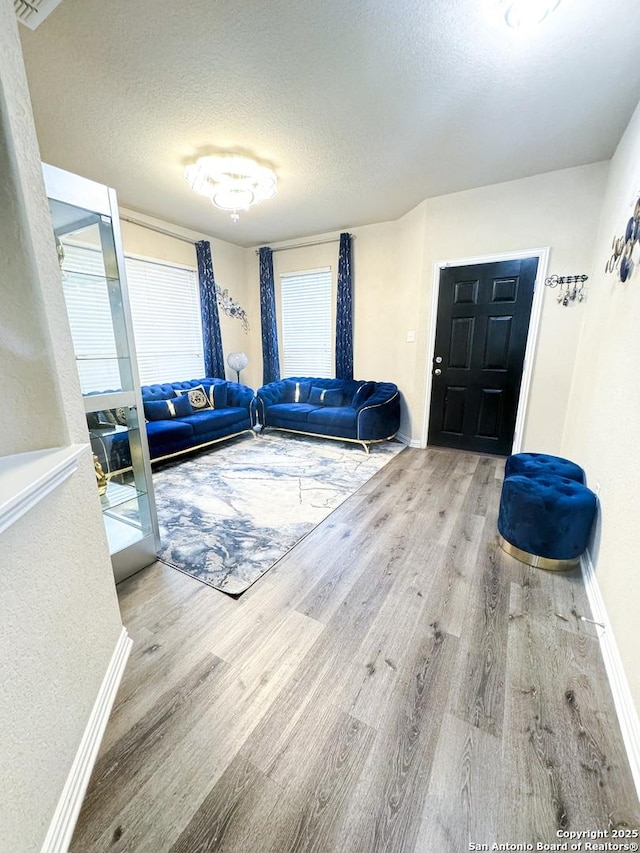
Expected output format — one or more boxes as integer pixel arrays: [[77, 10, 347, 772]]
[[498, 473, 597, 571], [504, 452, 585, 483]]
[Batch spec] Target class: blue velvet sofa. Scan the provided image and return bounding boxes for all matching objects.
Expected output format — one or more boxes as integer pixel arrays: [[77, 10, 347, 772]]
[[140, 378, 255, 462], [87, 378, 254, 473], [254, 377, 400, 452]]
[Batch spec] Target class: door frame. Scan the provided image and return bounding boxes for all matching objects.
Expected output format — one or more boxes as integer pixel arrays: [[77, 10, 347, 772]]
[[420, 247, 550, 453]]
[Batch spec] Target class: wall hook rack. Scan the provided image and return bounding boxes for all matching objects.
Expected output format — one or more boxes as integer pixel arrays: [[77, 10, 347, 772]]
[[544, 274, 588, 306]]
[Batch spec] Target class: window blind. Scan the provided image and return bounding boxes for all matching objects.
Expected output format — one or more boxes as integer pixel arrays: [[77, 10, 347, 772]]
[[60, 243, 205, 391], [61, 242, 121, 393], [124, 256, 204, 384], [280, 267, 332, 377]]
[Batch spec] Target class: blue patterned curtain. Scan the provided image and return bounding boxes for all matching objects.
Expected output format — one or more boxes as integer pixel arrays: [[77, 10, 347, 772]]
[[259, 247, 280, 384], [195, 240, 225, 378], [335, 232, 353, 380]]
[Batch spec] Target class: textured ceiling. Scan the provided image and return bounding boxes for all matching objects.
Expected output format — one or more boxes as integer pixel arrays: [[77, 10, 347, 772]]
[[19, 0, 640, 247]]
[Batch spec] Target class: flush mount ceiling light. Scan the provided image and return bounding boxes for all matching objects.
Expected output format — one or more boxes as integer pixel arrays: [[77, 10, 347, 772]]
[[503, 0, 562, 27], [184, 154, 277, 221]]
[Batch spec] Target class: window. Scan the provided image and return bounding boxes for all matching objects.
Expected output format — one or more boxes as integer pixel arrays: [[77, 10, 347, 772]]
[[60, 240, 122, 393], [60, 243, 205, 389], [124, 256, 204, 384], [280, 267, 332, 377]]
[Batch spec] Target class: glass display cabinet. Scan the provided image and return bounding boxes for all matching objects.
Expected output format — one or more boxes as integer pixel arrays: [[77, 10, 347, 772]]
[[43, 163, 159, 582]]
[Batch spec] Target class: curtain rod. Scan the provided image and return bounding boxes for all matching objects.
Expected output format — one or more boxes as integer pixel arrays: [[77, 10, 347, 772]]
[[120, 214, 198, 246], [121, 216, 343, 254], [254, 237, 341, 255]]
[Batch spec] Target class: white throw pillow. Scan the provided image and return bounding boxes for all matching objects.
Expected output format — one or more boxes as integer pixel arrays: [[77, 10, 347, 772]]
[[175, 385, 212, 411]]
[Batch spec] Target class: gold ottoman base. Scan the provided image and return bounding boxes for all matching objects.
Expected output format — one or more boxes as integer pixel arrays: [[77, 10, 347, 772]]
[[498, 534, 579, 572]]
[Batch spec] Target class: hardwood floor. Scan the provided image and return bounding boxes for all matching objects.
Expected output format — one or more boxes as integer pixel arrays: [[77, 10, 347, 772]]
[[70, 447, 640, 853]]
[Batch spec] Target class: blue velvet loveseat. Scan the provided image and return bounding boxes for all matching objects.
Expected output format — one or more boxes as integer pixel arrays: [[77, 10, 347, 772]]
[[140, 378, 254, 462], [255, 377, 400, 452]]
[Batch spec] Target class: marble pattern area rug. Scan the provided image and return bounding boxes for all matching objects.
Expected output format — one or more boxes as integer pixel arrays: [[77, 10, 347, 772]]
[[153, 432, 404, 595]]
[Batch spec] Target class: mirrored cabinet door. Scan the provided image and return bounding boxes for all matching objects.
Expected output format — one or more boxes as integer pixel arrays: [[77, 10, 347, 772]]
[[44, 163, 159, 582], [90, 402, 154, 554]]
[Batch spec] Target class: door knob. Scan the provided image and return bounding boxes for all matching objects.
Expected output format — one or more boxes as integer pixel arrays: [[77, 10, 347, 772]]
[[434, 369, 442, 376], [435, 356, 443, 363]]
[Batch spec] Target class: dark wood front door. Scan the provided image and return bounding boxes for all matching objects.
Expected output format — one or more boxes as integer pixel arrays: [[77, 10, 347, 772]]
[[427, 257, 537, 456]]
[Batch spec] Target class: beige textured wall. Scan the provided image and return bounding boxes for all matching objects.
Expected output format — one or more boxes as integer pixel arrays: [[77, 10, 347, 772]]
[[0, 2, 124, 848], [563, 99, 640, 709], [351, 206, 429, 440], [245, 209, 429, 437], [247, 164, 607, 448], [119, 166, 607, 453], [418, 164, 608, 452], [0, 23, 66, 456]]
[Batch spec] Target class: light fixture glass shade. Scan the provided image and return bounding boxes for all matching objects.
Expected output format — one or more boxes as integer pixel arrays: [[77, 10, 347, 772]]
[[184, 155, 277, 217], [504, 0, 561, 27], [213, 187, 255, 212], [227, 351, 248, 380]]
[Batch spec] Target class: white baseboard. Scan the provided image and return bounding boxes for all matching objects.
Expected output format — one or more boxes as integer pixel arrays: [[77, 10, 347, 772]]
[[41, 626, 133, 853], [580, 551, 640, 798], [397, 431, 422, 448]]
